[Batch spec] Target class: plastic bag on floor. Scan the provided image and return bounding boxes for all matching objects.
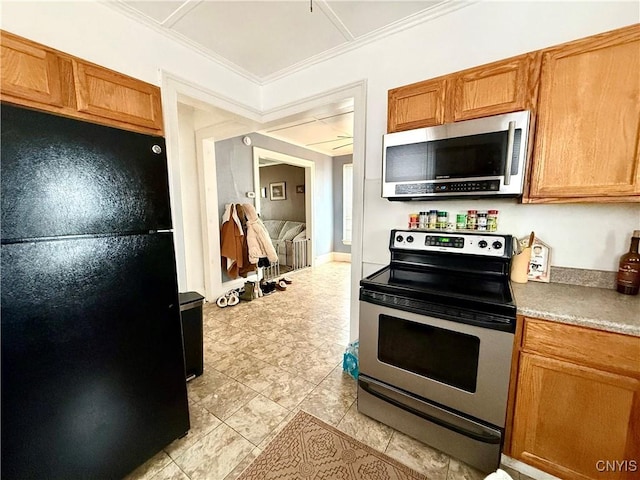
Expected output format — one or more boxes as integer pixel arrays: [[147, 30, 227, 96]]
[[342, 340, 359, 380]]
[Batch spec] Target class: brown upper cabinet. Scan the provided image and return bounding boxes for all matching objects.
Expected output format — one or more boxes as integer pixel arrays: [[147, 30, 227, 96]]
[[387, 52, 540, 133], [451, 53, 540, 123], [1, 33, 64, 107], [1, 31, 164, 136], [526, 24, 640, 203], [387, 77, 448, 132], [387, 24, 640, 203]]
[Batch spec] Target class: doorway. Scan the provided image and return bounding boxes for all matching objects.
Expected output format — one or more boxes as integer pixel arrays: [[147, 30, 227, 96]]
[[161, 72, 365, 342], [253, 147, 314, 275]]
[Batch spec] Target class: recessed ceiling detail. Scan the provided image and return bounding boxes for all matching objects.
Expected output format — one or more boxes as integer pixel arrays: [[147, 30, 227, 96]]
[[261, 110, 354, 156], [106, 1, 471, 84]]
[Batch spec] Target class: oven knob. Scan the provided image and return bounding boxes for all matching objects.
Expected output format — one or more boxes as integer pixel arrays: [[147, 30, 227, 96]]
[[478, 240, 488, 248], [492, 241, 503, 250], [396, 235, 404, 243], [406, 236, 414, 243]]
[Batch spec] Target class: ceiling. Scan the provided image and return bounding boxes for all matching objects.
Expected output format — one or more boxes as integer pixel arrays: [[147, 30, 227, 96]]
[[107, 0, 464, 84], [108, 1, 472, 156], [180, 94, 355, 156], [259, 108, 354, 156]]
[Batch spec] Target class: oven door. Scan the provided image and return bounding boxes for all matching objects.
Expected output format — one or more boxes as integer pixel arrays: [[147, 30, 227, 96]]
[[358, 301, 514, 427]]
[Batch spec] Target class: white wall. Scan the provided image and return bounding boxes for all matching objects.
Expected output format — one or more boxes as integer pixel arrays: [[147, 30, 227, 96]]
[[3, 1, 638, 272], [177, 105, 205, 295], [0, 1, 260, 108], [263, 1, 640, 272]]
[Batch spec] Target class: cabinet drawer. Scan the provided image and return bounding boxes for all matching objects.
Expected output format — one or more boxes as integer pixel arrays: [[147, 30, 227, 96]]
[[522, 318, 640, 377]]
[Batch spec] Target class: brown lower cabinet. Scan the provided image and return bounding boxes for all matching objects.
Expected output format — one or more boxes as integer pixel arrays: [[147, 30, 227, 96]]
[[507, 317, 640, 480]]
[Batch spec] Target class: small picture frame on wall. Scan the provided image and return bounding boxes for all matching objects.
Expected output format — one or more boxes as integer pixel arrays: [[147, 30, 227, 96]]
[[296, 185, 305, 194], [269, 182, 286, 200]]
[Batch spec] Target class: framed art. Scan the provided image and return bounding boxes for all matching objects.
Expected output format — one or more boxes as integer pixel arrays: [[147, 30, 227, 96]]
[[296, 185, 305, 194], [269, 182, 286, 200]]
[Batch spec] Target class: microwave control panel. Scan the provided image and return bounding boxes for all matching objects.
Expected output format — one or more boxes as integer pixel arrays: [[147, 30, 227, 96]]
[[392, 230, 509, 257], [395, 180, 500, 195]]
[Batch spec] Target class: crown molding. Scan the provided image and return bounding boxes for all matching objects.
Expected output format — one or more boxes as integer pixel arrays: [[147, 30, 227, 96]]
[[260, 0, 477, 84], [104, 0, 477, 87], [102, 0, 263, 84]]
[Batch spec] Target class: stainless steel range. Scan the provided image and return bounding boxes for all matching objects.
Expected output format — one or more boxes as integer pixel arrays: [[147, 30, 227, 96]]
[[358, 229, 516, 473]]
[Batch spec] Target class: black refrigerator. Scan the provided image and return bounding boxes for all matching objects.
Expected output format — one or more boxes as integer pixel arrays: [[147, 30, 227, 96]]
[[1, 104, 190, 479]]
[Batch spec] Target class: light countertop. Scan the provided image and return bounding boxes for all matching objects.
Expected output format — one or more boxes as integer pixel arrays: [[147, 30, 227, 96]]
[[511, 281, 640, 337]]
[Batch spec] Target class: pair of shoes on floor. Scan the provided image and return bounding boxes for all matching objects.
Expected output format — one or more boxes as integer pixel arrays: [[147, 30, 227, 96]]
[[279, 276, 293, 285], [261, 279, 288, 294], [216, 289, 239, 308], [261, 281, 276, 295]]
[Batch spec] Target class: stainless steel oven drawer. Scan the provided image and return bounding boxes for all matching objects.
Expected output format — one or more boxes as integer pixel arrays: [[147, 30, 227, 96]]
[[358, 375, 502, 473]]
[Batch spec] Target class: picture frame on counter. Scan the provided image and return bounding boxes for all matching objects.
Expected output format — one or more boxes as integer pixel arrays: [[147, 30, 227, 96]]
[[528, 238, 551, 283]]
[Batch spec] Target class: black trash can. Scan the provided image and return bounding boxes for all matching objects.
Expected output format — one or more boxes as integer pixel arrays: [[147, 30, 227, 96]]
[[178, 292, 204, 381]]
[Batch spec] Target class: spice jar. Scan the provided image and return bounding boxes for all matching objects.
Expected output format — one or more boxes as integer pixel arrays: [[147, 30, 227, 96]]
[[477, 212, 488, 231], [409, 213, 419, 229], [437, 211, 448, 229], [466, 210, 477, 230], [456, 213, 467, 230], [487, 210, 499, 232], [428, 210, 438, 229]]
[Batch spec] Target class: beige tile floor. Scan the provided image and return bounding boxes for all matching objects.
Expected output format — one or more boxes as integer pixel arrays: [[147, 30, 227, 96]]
[[126, 262, 532, 480]]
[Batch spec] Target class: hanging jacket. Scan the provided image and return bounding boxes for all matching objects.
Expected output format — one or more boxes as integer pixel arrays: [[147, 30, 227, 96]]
[[220, 204, 244, 278], [235, 204, 256, 277], [242, 203, 278, 264]]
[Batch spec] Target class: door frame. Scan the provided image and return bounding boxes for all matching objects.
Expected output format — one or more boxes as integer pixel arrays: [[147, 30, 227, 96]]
[[161, 70, 366, 341], [253, 147, 315, 267]]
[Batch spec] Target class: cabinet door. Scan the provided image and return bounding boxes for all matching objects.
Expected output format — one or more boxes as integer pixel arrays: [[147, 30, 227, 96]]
[[529, 25, 640, 201], [387, 78, 447, 132], [73, 60, 163, 132], [452, 53, 539, 122], [512, 353, 640, 480], [0, 32, 62, 106]]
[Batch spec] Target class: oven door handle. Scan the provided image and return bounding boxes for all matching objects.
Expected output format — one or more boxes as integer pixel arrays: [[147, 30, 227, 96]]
[[359, 379, 501, 444], [504, 120, 516, 186]]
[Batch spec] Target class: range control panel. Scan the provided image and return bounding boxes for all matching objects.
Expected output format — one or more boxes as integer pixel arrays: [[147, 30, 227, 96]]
[[391, 230, 510, 257]]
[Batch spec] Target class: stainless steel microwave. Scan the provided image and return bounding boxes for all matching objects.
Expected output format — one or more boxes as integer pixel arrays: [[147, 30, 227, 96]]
[[382, 111, 530, 200]]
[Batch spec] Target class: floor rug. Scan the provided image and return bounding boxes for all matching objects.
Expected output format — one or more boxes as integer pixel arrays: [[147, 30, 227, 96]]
[[237, 410, 428, 480]]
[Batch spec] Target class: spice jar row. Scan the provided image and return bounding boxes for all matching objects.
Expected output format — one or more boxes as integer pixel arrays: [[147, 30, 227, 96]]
[[408, 210, 499, 231]]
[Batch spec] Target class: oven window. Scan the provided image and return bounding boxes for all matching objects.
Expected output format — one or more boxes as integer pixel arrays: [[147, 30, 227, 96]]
[[378, 314, 479, 392]]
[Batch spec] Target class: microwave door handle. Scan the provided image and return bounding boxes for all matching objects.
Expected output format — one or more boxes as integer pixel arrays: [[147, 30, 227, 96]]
[[504, 120, 516, 186]]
